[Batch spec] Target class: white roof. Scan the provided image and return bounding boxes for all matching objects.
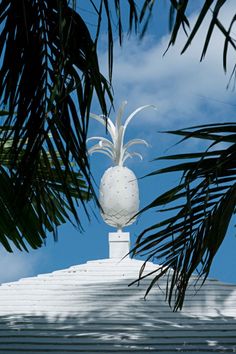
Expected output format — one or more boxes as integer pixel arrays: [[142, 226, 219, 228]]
[[0, 257, 236, 353]]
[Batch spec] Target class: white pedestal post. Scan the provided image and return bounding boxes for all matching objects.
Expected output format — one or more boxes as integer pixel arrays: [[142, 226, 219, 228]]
[[109, 231, 130, 259]]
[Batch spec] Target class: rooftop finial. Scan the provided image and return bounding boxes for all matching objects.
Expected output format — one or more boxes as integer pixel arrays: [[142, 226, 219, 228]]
[[87, 101, 155, 258]]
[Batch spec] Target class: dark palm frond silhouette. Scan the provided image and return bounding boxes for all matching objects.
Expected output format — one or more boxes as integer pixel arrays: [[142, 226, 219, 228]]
[[132, 123, 236, 310]]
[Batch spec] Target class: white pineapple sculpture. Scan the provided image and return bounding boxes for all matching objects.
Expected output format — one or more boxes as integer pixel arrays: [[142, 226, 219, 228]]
[[88, 101, 153, 230]]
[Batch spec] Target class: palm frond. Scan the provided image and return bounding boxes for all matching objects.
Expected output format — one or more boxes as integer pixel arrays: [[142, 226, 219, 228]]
[[95, 0, 236, 81], [0, 1, 112, 240], [132, 123, 236, 311], [0, 125, 91, 252], [166, 0, 236, 75], [91, 0, 139, 80]]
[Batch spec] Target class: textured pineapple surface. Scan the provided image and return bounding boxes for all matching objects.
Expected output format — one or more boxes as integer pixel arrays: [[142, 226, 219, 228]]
[[99, 166, 139, 228]]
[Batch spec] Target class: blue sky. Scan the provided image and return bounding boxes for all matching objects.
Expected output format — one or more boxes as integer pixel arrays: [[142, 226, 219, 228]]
[[1, 1, 236, 286]]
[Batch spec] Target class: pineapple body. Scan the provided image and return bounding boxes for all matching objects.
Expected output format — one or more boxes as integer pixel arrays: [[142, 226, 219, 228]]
[[99, 166, 139, 228]]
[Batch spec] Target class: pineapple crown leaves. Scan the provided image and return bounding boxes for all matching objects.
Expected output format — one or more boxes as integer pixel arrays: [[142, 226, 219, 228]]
[[87, 101, 156, 166]]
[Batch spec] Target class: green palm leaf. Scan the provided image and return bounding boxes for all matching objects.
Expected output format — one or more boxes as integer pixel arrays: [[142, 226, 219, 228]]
[[132, 123, 236, 311], [0, 1, 111, 232], [0, 125, 91, 252]]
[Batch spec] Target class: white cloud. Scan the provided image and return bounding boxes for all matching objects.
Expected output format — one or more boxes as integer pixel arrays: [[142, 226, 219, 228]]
[[99, 1, 236, 130]]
